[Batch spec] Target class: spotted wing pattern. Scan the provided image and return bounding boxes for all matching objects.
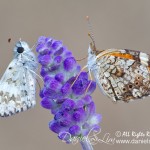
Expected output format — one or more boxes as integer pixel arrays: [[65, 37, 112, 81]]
[[0, 59, 36, 117], [93, 49, 150, 102]]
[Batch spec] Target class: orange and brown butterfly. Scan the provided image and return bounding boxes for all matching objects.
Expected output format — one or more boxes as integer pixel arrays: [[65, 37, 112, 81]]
[[85, 16, 150, 103]]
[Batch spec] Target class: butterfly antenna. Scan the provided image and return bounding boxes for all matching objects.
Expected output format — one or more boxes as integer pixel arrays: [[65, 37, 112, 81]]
[[31, 42, 38, 51], [36, 79, 41, 91], [7, 38, 16, 44], [28, 69, 43, 82], [85, 70, 93, 95], [19, 38, 22, 43], [18, 38, 23, 47], [8, 38, 21, 45], [86, 16, 96, 51], [71, 65, 88, 87]]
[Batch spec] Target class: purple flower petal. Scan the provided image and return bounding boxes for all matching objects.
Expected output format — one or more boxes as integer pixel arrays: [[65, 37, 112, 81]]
[[73, 108, 85, 122], [55, 98, 66, 104], [48, 65, 60, 72], [61, 99, 75, 111], [36, 43, 45, 53], [54, 47, 64, 56], [37, 36, 47, 43], [74, 100, 84, 109], [65, 50, 72, 57], [52, 40, 62, 50], [69, 125, 81, 136], [38, 55, 51, 66], [44, 78, 62, 91], [61, 82, 71, 96], [49, 121, 61, 134], [41, 97, 51, 109], [86, 102, 96, 115], [87, 81, 96, 95], [82, 95, 92, 105], [58, 132, 71, 143], [63, 57, 76, 71], [55, 73, 64, 83], [40, 67, 48, 77], [72, 72, 89, 95], [89, 114, 102, 125], [54, 56, 62, 64]]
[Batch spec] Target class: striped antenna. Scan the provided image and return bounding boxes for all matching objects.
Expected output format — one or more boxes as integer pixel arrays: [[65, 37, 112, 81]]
[[86, 16, 96, 51]]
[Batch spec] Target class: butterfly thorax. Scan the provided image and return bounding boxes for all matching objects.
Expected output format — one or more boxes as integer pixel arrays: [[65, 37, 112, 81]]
[[87, 45, 98, 71]]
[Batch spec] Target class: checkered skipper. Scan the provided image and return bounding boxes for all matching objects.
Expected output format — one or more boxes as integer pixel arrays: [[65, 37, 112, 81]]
[[0, 40, 38, 117]]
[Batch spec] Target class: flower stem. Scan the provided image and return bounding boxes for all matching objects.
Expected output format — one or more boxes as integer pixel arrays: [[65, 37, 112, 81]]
[[80, 140, 93, 150]]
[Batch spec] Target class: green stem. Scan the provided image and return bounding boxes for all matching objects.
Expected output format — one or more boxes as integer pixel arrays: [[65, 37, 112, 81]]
[[80, 140, 94, 150]]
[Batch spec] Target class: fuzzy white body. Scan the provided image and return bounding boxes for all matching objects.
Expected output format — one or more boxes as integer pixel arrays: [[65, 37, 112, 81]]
[[87, 46, 111, 98]]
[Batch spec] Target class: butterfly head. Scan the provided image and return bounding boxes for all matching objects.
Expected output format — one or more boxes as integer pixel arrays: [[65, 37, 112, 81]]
[[14, 40, 30, 55], [87, 43, 97, 70], [13, 40, 37, 69]]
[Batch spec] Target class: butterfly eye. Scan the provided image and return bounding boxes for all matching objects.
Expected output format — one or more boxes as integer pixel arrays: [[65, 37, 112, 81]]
[[90, 51, 94, 54], [17, 47, 24, 53]]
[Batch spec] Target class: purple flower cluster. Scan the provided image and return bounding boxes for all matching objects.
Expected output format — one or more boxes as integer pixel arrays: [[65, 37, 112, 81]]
[[36, 36, 102, 143]]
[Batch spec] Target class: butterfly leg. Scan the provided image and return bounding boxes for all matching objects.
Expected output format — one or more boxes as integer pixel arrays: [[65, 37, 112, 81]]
[[85, 70, 93, 94], [23, 66, 43, 82], [71, 65, 88, 87]]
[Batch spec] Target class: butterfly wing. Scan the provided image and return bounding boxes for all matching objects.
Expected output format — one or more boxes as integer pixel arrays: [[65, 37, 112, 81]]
[[93, 49, 150, 102], [0, 59, 36, 117]]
